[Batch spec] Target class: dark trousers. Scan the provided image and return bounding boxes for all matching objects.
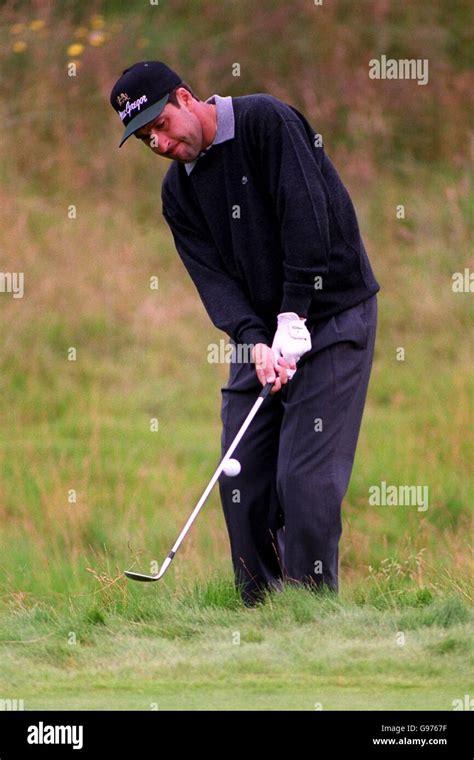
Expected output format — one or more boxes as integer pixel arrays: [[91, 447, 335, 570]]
[[218, 295, 378, 605]]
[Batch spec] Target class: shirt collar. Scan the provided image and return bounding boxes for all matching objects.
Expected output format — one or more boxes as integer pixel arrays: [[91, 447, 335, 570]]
[[184, 94, 235, 175]]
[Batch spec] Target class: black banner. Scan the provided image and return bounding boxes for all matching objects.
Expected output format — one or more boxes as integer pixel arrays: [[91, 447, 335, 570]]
[[0, 710, 471, 757]]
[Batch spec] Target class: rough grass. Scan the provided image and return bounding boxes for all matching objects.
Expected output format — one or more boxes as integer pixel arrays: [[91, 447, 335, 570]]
[[0, 0, 472, 711], [0, 578, 472, 710], [0, 162, 471, 709]]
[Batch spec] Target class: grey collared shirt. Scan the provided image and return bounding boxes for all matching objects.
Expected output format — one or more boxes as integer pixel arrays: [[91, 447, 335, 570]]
[[184, 94, 235, 175]]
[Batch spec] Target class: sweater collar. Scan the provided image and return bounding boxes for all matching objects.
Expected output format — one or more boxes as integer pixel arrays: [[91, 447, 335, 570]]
[[185, 94, 235, 175]]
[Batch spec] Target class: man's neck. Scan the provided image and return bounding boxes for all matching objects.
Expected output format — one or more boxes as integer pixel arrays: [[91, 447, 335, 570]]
[[201, 102, 217, 151]]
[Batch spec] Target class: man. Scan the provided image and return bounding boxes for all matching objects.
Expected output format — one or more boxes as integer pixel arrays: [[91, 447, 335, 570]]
[[110, 61, 380, 606]]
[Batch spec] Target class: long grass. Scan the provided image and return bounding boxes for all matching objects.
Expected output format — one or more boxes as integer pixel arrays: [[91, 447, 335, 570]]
[[1, 164, 471, 603], [0, 0, 472, 709]]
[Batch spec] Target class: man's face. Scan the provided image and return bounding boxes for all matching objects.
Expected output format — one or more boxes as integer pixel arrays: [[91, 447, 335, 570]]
[[133, 90, 204, 163]]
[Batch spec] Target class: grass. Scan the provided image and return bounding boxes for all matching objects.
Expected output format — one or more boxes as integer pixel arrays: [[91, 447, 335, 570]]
[[0, 579, 472, 710], [0, 1, 472, 711], [0, 164, 471, 709]]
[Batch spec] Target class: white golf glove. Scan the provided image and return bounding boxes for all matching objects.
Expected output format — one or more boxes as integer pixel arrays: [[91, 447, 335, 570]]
[[271, 312, 312, 380]]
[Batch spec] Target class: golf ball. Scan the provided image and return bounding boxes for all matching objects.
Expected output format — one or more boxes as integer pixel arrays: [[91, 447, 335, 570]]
[[222, 458, 241, 477]]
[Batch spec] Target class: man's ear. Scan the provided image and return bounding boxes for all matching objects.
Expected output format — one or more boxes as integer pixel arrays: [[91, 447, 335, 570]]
[[176, 87, 192, 108]]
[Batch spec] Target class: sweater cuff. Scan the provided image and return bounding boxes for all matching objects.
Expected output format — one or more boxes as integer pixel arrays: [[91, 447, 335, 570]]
[[237, 326, 272, 347], [279, 287, 314, 318]]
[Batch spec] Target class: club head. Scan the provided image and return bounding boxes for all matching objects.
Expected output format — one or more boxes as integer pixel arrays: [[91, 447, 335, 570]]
[[124, 570, 160, 582]]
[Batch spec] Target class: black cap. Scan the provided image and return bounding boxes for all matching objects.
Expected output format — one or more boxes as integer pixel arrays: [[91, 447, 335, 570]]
[[110, 61, 182, 147]]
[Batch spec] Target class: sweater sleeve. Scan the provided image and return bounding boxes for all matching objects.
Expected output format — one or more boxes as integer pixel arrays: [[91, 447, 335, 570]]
[[162, 202, 272, 347], [262, 117, 331, 317]]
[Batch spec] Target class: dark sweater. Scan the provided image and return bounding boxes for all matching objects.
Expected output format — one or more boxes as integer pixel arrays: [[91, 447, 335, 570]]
[[161, 93, 380, 346]]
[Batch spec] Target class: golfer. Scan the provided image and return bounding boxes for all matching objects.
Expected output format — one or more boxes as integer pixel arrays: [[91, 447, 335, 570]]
[[110, 61, 380, 606]]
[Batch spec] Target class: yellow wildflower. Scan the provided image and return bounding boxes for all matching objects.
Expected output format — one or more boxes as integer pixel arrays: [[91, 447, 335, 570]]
[[90, 14, 105, 29], [13, 41, 27, 53], [67, 43, 85, 56], [30, 20, 45, 31]]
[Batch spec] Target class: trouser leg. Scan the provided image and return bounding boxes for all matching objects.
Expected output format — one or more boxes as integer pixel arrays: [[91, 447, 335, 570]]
[[276, 295, 378, 592], [219, 354, 285, 605]]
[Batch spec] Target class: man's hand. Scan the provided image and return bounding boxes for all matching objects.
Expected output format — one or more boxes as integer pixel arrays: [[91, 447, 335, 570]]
[[251, 343, 296, 394], [271, 312, 311, 379]]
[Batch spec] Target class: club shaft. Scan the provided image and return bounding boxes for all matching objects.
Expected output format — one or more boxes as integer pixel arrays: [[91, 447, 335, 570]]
[[124, 382, 273, 581], [167, 382, 272, 559]]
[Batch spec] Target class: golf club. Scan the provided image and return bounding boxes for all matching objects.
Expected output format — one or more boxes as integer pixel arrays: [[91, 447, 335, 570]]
[[124, 380, 274, 582]]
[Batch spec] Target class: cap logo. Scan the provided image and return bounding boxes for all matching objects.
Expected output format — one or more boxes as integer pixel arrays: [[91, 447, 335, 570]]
[[118, 94, 149, 122], [116, 92, 129, 107]]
